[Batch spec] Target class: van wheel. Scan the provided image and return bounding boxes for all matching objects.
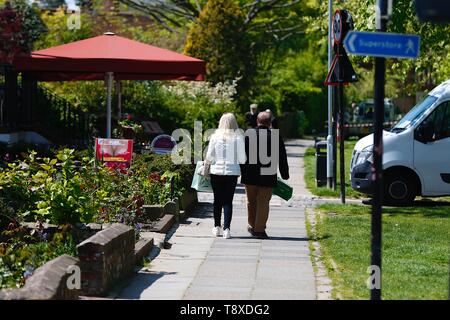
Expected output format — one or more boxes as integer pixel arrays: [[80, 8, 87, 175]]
[[383, 172, 417, 206]]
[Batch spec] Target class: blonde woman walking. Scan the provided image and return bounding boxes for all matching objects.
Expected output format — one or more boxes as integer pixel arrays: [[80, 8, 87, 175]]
[[205, 113, 246, 239]]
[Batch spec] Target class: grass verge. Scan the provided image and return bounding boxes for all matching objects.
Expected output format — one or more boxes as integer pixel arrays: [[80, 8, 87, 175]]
[[310, 203, 450, 299], [304, 139, 363, 198]]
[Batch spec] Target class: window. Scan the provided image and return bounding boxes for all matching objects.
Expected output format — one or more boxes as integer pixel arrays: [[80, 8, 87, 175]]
[[418, 101, 450, 141], [442, 102, 450, 139], [394, 95, 438, 131]]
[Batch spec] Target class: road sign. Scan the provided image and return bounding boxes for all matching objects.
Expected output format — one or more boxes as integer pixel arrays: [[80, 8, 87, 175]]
[[333, 10, 343, 45], [344, 31, 420, 59], [325, 51, 358, 86], [333, 9, 354, 47]]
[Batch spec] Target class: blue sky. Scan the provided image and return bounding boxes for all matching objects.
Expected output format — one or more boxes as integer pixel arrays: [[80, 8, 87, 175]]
[[66, 0, 77, 9]]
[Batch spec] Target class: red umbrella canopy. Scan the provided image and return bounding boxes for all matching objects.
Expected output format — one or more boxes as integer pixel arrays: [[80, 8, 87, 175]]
[[13, 33, 206, 82]]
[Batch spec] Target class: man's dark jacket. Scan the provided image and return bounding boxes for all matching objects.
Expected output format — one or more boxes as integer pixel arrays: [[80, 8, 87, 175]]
[[240, 126, 289, 188], [245, 112, 258, 128]]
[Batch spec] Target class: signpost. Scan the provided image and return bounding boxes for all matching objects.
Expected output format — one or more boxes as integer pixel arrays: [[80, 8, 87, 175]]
[[327, 0, 333, 189], [344, 31, 420, 59], [325, 9, 358, 204], [344, 0, 420, 300]]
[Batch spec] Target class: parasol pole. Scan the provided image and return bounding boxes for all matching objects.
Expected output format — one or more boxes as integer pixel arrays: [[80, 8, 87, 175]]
[[117, 80, 122, 120], [106, 72, 114, 138]]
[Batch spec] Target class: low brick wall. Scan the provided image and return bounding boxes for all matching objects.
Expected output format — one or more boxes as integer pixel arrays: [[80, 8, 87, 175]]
[[0, 194, 201, 300], [0, 255, 80, 300], [77, 223, 135, 296], [134, 238, 154, 265]]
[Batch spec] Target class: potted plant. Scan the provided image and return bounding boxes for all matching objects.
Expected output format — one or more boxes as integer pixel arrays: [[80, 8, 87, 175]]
[[114, 114, 143, 140]]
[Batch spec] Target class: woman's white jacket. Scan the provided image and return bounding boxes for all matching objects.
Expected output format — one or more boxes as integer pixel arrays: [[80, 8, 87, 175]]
[[205, 133, 246, 176]]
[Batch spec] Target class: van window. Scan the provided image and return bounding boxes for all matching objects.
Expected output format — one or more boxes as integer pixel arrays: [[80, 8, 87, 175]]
[[392, 95, 438, 131], [440, 102, 450, 139], [418, 101, 450, 141]]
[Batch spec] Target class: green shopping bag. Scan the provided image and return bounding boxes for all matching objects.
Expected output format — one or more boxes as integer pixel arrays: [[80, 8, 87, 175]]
[[191, 162, 213, 192], [273, 177, 293, 201]]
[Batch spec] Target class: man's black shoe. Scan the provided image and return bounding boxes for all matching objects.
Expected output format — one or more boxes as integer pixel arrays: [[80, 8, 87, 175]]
[[253, 231, 269, 239], [247, 225, 254, 235]]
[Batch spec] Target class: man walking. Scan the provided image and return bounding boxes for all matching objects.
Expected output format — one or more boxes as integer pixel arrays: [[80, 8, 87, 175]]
[[265, 109, 279, 129], [245, 104, 259, 128], [241, 112, 289, 239]]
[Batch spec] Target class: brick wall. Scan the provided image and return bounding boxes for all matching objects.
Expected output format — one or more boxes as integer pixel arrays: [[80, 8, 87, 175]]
[[77, 223, 135, 296]]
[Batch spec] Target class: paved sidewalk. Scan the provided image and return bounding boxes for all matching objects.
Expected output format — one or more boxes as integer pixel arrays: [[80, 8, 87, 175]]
[[118, 139, 317, 300]]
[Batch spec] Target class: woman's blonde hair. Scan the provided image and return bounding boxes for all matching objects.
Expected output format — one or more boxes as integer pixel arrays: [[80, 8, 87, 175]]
[[215, 113, 241, 138]]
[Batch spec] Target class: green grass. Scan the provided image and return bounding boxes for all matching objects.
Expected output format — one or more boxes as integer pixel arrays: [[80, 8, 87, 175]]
[[311, 203, 450, 300], [304, 139, 363, 198]]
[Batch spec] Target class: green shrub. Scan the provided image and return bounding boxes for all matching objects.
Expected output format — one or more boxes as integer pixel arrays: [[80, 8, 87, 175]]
[[0, 226, 76, 289], [0, 149, 99, 225], [132, 154, 194, 190], [0, 149, 195, 227], [0, 198, 15, 232], [297, 111, 309, 138]]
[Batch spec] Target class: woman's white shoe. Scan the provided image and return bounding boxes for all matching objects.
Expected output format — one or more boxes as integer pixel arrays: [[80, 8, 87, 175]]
[[212, 226, 220, 237], [223, 229, 231, 239]]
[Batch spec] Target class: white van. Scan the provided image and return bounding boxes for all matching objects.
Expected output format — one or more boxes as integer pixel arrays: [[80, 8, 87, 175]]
[[350, 80, 450, 205]]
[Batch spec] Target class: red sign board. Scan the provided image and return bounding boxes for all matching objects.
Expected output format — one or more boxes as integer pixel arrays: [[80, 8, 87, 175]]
[[95, 138, 133, 171]]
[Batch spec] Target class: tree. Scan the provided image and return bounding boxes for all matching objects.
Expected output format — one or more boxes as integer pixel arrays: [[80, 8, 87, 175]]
[[117, 0, 202, 32], [115, 1, 312, 110], [118, 0, 304, 39], [184, 0, 253, 102], [265, 46, 328, 131], [119, 0, 307, 61], [36, 0, 66, 10], [313, 0, 450, 98], [0, 0, 47, 63], [34, 7, 93, 49]]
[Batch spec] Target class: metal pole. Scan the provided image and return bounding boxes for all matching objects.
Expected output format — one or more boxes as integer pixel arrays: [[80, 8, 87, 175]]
[[371, 0, 387, 300], [339, 83, 346, 204], [117, 80, 122, 120], [336, 38, 346, 204], [106, 72, 114, 138], [327, 0, 334, 189], [332, 86, 338, 190]]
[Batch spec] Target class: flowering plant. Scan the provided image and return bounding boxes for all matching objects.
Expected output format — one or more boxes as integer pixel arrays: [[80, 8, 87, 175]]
[[162, 79, 239, 105]]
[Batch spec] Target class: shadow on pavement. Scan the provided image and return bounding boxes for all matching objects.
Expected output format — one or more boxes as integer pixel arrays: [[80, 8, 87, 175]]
[[118, 271, 177, 299], [286, 153, 304, 158], [284, 142, 311, 148]]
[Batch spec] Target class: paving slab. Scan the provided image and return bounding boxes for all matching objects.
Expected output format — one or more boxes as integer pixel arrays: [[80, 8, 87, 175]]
[[117, 139, 318, 300]]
